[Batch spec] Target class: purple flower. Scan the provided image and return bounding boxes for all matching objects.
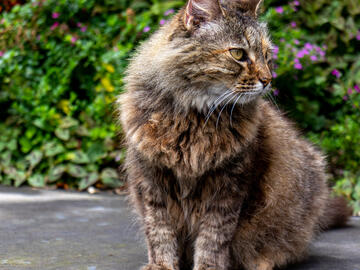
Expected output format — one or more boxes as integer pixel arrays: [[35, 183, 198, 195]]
[[77, 22, 82, 27], [331, 69, 341, 78], [272, 71, 278, 78], [280, 38, 285, 43], [310, 55, 318, 62], [304, 43, 313, 51], [356, 33, 360, 41], [294, 58, 300, 64], [343, 95, 349, 101], [0, 51, 4, 57], [71, 36, 77, 44], [159, 19, 166, 26], [50, 22, 59, 30], [293, 0, 300, 6], [52, 12, 60, 19], [275, 6, 284, 14], [273, 89, 280, 96], [294, 39, 300, 45], [348, 88, 353, 95], [354, 85, 360, 93], [80, 26, 87, 32], [273, 46, 279, 54], [296, 50, 305, 58], [290, 21, 297, 28], [164, 9, 175, 16], [294, 63, 303, 70], [143, 26, 151, 33], [319, 50, 326, 57]]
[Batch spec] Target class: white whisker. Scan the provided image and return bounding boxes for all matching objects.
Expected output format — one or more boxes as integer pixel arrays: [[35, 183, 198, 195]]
[[216, 92, 238, 129], [230, 93, 243, 127]]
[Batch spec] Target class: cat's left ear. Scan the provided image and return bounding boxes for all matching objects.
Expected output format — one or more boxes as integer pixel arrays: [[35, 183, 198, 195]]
[[219, 0, 263, 17], [184, 0, 223, 30]]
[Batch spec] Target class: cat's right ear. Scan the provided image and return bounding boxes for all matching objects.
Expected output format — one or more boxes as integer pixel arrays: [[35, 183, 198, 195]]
[[184, 0, 222, 30]]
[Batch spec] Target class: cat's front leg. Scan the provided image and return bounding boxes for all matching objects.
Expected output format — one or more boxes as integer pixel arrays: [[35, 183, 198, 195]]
[[141, 189, 180, 270], [193, 197, 242, 270]]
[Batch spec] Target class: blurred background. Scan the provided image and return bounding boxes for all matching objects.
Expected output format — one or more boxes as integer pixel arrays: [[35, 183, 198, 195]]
[[0, 0, 359, 214]]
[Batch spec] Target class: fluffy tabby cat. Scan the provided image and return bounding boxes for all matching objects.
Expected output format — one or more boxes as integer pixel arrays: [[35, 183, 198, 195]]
[[119, 0, 352, 269]]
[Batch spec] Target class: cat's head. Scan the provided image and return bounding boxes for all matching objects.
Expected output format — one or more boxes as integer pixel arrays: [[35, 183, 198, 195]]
[[127, 0, 273, 113]]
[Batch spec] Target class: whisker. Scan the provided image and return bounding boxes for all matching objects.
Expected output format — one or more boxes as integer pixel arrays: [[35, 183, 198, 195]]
[[230, 93, 243, 127], [266, 92, 280, 111], [206, 91, 231, 117], [204, 91, 233, 126], [211, 90, 233, 109], [216, 92, 238, 129]]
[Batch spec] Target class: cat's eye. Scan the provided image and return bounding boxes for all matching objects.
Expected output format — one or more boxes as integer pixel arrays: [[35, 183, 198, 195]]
[[229, 48, 247, 61]]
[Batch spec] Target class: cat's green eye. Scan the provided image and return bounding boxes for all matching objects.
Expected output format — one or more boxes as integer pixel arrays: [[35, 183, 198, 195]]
[[229, 48, 246, 61]]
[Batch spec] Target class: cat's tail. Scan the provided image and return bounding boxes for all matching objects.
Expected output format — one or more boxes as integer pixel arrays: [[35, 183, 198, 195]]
[[319, 196, 353, 230]]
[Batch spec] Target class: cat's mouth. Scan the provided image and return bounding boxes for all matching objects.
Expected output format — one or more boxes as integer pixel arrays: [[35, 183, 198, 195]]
[[234, 82, 272, 97]]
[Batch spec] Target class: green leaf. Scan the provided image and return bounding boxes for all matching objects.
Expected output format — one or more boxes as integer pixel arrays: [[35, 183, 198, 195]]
[[48, 165, 67, 182], [14, 172, 27, 187], [100, 168, 122, 188], [7, 139, 17, 151], [66, 150, 90, 164], [87, 142, 106, 162], [60, 117, 79, 129], [55, 128, 70, 141], [43, 141, 65, 157], [67, 164, 87, 178], [0, 151, 12, 166], [28, 174, 45, 188], [75, 125, 90, 136], [33, 119, 45, 129], [78, 172, 99, 190], [0, 142, 6, 152], [4, 167, 26, 187], [25, 150, 43, 168]]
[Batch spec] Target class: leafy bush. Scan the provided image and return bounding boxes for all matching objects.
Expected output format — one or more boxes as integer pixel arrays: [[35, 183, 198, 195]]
[[0, 0, 183, 190], [262, 0, 360, 214], [0, 0, 359, 213], [0, 0, 26, 14]]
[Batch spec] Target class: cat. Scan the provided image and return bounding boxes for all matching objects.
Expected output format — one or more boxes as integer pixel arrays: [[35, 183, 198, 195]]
[[118, 0, 352, 269]]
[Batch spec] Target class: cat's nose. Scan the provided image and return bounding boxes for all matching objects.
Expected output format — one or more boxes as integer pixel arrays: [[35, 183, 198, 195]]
[[259, 77, 272, 87]]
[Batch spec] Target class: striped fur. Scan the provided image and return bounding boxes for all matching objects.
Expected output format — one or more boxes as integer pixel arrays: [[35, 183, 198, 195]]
[[118, 1, 351, 269]]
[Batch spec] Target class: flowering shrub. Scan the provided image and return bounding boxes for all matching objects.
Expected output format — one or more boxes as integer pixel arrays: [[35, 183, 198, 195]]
[[262, 0, 360, 214], [0, 0, 359, 213], [0, 0, 183, 190]]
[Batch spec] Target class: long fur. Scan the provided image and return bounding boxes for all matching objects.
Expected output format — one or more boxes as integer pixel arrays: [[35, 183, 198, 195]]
[[118, 1, 351, 269]]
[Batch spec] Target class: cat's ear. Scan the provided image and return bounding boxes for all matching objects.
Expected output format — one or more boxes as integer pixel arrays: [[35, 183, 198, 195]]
[[184, 0, 223, 30], [219, 0, 263, 17]]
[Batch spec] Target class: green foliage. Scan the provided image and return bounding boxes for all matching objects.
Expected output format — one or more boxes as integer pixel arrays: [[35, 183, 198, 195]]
[[0, 0, 182, 189], [262, 0, 360, 214], [0, 0, 359, 213]]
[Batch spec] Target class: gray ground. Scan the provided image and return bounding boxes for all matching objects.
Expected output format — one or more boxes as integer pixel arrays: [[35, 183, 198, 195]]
[[0, 186, 359, 270]]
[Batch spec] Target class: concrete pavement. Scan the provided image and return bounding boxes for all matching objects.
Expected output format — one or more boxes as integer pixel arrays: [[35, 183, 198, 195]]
[[0, 186, 359, 270]]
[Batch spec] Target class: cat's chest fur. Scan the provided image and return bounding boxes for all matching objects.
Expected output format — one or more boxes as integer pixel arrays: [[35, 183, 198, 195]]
[[127, 102, 262, 179]]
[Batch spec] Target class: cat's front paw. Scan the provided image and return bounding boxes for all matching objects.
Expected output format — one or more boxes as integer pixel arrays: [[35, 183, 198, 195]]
[[141, 264, 172, 270]]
